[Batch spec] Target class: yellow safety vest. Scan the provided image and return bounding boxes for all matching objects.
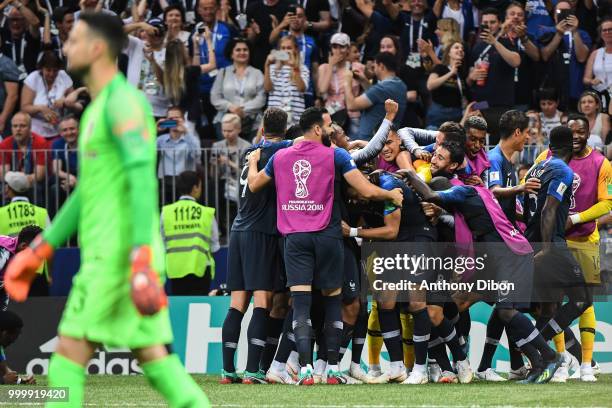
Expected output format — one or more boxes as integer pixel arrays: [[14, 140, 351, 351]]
[[161, 198, 216, 280]]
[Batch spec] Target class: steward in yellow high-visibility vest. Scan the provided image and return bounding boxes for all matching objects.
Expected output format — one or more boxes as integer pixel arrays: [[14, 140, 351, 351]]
[[0, 172, 51, 295], [161, 171, 219, 295]]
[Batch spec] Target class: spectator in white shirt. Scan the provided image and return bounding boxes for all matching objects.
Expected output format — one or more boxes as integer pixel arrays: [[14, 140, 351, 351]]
[[20, 52, 81, 140]]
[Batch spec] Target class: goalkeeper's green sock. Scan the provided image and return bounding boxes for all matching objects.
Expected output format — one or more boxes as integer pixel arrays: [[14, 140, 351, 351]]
[[141, 354, 210, 408], [46, 353, 85, 407]]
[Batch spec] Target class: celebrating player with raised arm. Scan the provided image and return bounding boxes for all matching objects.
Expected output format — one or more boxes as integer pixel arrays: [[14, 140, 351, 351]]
[[248, 107, 403, 385], [403, 141, 563, 384]]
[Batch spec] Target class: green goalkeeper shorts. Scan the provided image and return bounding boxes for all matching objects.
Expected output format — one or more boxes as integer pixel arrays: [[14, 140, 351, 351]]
[[58, 260, 173, 349]]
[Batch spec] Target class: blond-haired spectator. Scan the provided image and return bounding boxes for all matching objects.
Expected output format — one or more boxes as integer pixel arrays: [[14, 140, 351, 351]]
[[212, 113, 251, 202], [211, 113, 251, 240]]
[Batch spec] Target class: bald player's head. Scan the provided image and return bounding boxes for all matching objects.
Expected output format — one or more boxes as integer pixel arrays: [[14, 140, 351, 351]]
[[549, 125, 573, 161]]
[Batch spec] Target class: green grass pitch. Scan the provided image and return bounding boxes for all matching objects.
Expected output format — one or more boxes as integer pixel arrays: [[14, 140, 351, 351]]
[[6, 374, 612, 407]]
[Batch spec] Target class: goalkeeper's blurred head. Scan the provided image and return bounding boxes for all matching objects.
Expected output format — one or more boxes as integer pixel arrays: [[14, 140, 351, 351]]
[[67, 12, 127, 68]]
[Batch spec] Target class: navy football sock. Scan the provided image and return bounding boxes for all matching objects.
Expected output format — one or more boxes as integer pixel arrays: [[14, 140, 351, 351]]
[[291, 291, 313, 367], [246, 307, 269, 373], [221, 307, 244, 373]]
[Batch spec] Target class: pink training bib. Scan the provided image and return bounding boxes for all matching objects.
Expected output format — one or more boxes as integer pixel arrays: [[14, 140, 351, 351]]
[[0, 235, 17, 280], [450, 178, 532, 255], [0, 236, 17, 254], [376, 155, 400, 173], [466, 148, 490, 178], [274, 141, 335, 235], [545, 149, 607, 239]]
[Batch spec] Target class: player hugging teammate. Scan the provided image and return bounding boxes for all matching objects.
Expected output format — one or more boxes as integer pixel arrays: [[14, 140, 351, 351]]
[[221, 103, 608, 386], [1, 13, 603, 408]]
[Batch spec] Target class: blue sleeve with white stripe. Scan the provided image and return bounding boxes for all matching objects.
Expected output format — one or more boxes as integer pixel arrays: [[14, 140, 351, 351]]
[[334, 148, 357, 174], [487, 148, 504, 188]]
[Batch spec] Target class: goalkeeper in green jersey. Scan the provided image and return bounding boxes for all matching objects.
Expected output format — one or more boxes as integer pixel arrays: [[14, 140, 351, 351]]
[[4, 12, 209, 408]]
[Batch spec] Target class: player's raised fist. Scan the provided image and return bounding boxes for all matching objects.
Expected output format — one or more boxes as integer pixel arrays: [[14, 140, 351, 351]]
[[130, 245, 167, 316], [384, 99, 399, 114], [5, 236, 53, 302], [384, 99, 399, 122]]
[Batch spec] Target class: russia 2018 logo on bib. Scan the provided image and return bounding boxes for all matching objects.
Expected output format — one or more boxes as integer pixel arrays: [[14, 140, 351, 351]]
[[292, 160, 311, 198]]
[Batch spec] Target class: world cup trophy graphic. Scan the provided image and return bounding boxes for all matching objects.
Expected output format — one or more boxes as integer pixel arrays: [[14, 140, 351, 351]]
[[293, 159, 312, 198], [570, 172, 581, 210]]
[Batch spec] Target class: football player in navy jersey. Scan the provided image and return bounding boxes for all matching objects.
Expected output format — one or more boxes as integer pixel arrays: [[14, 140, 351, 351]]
[[478, 110, 540, 382], [221, 108, 290, 384], [523, 126, 594, 380], [403, 141, 563, 384], [343, 169, 437, 384]]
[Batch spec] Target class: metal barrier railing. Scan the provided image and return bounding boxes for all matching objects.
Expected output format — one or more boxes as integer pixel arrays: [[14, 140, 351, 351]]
[[0, 143, 609, 246], [0, 147, 249, 246]]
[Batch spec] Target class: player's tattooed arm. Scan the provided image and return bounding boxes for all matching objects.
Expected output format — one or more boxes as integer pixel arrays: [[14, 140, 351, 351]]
[[247, 148, 272, 193], [396, 151, 414, 170], [350, 100, 398, 166], [350, 118, 391, 166]]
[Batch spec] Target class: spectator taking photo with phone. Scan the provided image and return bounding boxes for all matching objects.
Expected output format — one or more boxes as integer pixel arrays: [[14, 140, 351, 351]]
[[538, 0, 591, 112], [156, 106, 202, 203], [467, 8, 520, 143], [264, 35, 309, 126]]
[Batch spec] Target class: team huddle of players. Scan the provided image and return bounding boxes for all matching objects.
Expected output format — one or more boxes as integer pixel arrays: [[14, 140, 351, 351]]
[[219, 100, 609, 386]]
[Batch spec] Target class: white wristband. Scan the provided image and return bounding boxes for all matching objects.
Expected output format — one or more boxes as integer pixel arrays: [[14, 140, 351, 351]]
[[349, 227, 359, 237], [569, 214, 581, 226]]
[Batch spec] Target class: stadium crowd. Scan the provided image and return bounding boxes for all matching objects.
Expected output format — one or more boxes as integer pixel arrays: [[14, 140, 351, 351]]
[[0, 0, 611, 212], [0, 0, 610, 393]]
